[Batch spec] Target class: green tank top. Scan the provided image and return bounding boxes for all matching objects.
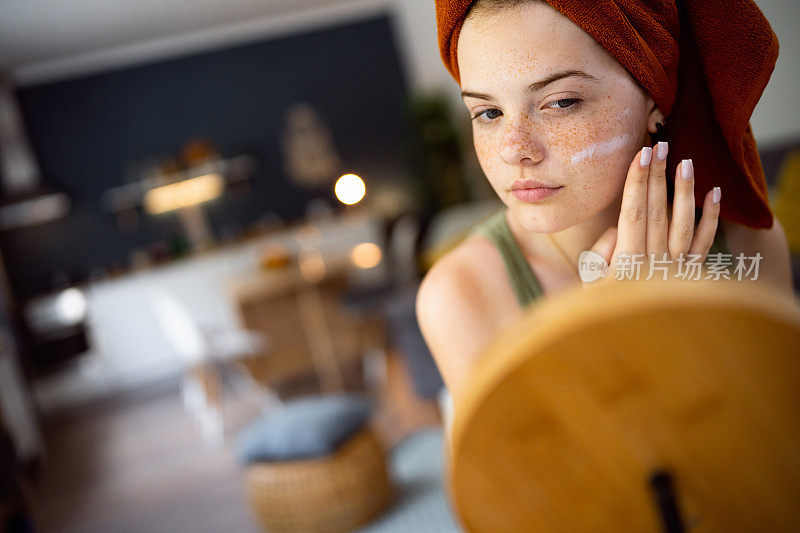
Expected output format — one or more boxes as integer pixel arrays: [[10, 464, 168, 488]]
[[472, 209, 732, 307]]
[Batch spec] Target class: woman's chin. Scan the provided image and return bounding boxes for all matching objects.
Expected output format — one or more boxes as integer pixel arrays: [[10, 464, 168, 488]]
[[508, 204, 575, 234], [505, 191, 619, 234]]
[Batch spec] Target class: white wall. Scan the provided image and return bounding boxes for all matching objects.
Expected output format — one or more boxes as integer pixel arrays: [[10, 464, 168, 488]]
[[11, 0, 392, 86], [752, 0, 800, 148], [388, 0, 461, 98]]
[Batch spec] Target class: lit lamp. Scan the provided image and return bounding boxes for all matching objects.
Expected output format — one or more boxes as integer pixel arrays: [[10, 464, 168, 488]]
[[334, 173, 365, 206], [350, 242, 381, 270], [143, 173, 224, 248], [143, 173, 223, 214]]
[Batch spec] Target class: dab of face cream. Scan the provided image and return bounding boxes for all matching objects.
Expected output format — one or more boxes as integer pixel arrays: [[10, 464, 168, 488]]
[[570, 133, 630, 164]]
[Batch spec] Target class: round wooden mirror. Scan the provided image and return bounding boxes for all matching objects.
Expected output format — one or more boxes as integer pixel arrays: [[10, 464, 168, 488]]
[[449, 280, 800, 532]]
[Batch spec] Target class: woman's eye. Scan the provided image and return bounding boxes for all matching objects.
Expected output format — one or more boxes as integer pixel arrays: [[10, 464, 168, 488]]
[[472, 108, 502, 122], [546, 98, 580, 110]]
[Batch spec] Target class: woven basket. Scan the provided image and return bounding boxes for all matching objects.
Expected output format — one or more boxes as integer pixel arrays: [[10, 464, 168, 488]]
[[244, 427, 393, 532]]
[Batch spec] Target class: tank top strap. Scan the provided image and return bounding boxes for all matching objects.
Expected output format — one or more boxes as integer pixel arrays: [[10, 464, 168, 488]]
[[471, 210, 544, 307]]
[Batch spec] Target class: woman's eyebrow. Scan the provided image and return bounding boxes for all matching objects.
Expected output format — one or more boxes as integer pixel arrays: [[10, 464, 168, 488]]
[[526, 70, 598, 93], [461, 70, 598, 101], [461, 90, 492, 101]]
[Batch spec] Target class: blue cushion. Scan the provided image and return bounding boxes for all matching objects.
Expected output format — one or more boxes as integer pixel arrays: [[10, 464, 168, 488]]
[[237, 394, 373, 464]]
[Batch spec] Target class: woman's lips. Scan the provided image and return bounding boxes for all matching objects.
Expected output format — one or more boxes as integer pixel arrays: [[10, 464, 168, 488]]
[[509, 179, 563, 202]]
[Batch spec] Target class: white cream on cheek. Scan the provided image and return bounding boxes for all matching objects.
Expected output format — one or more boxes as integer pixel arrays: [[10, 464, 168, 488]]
[[568, 132, 631, 164], [561, 106, 637, 167]]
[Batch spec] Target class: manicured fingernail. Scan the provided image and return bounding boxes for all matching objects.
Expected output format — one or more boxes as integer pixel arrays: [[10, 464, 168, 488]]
[[656, 141, 668, 160], [681, 159, 693, 180], [640, 147, 652, 166], [712, 186, 721, 204]]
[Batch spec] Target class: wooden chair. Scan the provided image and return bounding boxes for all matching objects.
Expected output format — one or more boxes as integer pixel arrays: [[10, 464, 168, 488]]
[[230, 266, 381, 396], [448, 279, 800, 532]]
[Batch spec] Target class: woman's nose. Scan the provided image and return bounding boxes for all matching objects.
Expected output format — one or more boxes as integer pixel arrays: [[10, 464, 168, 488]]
[[498, 117, 545, 166]]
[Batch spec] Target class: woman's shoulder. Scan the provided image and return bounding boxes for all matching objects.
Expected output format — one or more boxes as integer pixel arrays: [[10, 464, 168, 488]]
[[416, 233, 522, 394], [720, 217, 793, 290], [416, 232, 519, 332]]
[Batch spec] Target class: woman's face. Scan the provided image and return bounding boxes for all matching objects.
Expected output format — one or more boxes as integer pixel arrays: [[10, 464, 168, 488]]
[[458, 2, 653, 233]]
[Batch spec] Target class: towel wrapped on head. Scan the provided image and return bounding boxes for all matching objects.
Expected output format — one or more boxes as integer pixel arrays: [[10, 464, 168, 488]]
[[436, 0, 779, 228]]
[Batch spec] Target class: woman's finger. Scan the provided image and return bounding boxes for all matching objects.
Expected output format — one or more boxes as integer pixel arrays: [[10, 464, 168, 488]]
[[668, 159, 695, 259], [688, 186, 722, 260], [646, 141, 669, 256], [582, 226, 617, 286], [615, 147, 651, 257], [590, 226, 618, 267]]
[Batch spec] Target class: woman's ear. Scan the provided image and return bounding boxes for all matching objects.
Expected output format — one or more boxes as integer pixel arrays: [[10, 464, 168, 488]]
[[646, 103, 666, 140]]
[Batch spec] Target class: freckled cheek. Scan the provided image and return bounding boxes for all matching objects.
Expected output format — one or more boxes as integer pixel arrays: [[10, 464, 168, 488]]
[[471, 107, 638, 199], [547, 112, 620, 162], [566, 154, 632, 217], [581, 158, 627, 192], [541, 128, 632, 210], [473, 129, 508, 186], [547, 113, 637, 187]]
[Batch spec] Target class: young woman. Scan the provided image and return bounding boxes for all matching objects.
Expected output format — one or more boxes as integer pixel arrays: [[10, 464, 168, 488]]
[[417, 0, 793, 398]]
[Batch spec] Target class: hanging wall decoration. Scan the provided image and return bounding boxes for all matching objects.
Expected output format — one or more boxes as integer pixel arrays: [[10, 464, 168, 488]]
[[281, 102, 341, 189]]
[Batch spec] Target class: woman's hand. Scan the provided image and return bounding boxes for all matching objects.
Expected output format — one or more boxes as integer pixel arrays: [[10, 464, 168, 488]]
[[589, 141, 722, 282]]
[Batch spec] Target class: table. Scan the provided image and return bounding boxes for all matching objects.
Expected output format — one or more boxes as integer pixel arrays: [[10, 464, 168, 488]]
[[227, 254, 384, 395]]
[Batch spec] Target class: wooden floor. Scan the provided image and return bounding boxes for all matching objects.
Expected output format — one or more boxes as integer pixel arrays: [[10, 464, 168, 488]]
[[31, 349, 441, 532]]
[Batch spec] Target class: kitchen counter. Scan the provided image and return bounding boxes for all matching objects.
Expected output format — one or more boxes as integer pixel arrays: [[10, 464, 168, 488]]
[[33, 210, 387, 409]]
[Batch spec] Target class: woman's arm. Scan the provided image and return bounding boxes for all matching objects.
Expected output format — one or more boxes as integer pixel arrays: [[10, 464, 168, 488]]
[[416, 253, 490, 398], [416, 239, 521, 398]]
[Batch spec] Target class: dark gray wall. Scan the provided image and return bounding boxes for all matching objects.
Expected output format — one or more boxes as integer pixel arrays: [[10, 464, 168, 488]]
[[3, 15, 409, 300]]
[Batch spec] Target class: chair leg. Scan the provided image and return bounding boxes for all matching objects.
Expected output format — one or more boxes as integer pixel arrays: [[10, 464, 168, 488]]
[[223, 361, 283, 414], [183, 363, 225, 447], [296, 286, 344, 392], [362, 347, 388, 393], [181, 374, 203, 417], [199, 404, 224, 450]]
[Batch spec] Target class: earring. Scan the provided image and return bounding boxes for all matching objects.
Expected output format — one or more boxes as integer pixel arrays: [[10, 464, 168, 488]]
[[651, 122, 666, 145]]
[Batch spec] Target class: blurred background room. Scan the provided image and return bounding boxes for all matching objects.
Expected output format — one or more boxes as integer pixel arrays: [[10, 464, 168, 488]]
[[0, 0, 798, 532]]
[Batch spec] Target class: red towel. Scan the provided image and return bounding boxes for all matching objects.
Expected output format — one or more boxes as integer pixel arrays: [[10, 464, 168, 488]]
[[436, 0, 779, 228]]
